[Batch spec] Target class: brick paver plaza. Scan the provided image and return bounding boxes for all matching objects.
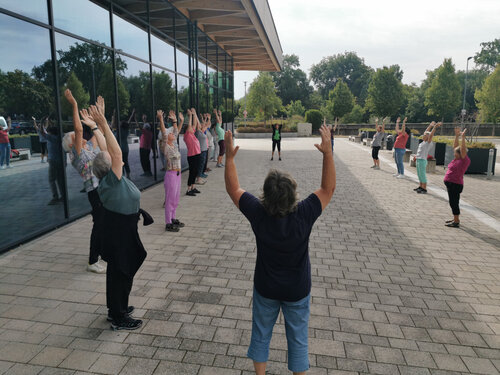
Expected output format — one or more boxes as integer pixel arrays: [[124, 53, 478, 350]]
[[1, 137, 499, 375]]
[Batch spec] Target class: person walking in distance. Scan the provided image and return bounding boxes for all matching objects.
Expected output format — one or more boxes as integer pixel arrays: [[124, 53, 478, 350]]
[[224, 124, 336, 375], [137, 114, 153, 176], [371, 117, 386, 170], [62, 89, 107, 274], [393, 117, 409, 178], [40, 120, 65, 205], [414, 121, 441, 194], [215, 109, 225, 167], [271, 122, 282, 161], [33, 116, 48, 163], [444, 127, 470, 228]]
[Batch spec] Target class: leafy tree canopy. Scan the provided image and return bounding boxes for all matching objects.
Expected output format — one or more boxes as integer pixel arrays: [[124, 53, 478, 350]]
[[247, 72, 282, 123], [286, 100, 306, 117], [475, 65, 500, 123], [270, 54, 313, 107], [474, 38, 500, 72], [327, 80, 354, 119], [366, 66, 404, 118]]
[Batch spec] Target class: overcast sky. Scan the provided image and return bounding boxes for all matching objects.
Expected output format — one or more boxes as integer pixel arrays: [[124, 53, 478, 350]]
[[234, 0, 500, 99]]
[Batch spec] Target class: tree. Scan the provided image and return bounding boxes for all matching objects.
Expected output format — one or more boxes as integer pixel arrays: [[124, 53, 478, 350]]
[[305, 109, 323, 132], [286, 100, 305, 117], [61, 72, 90, 119], [475, 65, 500, 123], [247, 72, 282, 123], [327, 80, 354, 119], [366, 66, 404, 118], [308, 91, 324, 110], [97, 64, 130, 118], [310, 52, 373, 103], [474, 39, 500, 72], [424, 58, 461, 121], [405, 87, 432, 123], [342, 104, 365, 124], [270, 54, 313, 106]]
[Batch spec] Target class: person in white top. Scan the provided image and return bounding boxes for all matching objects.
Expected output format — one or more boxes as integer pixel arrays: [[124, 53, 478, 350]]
[[414, 121, 441, 194]]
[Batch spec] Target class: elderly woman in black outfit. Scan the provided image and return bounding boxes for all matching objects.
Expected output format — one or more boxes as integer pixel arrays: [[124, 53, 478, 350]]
[[87, 98, 153, 331]]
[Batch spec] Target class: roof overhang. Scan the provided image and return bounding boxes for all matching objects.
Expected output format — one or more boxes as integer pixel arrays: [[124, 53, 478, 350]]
[[168, 0, 283, 71]]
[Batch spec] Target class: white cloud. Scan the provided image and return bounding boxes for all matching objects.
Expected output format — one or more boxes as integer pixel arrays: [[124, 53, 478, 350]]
[[234, 0, 500, 99]]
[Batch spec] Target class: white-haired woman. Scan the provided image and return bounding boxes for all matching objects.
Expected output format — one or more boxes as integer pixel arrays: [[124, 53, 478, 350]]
[[414, 121, 441, 194], [87, 99, 152, 330], [63, 89, 107, 274]]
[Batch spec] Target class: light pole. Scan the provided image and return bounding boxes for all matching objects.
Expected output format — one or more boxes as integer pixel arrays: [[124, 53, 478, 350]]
[[244, 80, 247, 127], [461, 56, 473, 128]]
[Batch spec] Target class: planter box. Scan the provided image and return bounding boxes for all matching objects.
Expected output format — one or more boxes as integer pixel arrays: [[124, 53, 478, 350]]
[[9, 137, 32, 150], [444, 145, 454, 167], [434, 142, 447, 165], [30, 135, 41, 153], [410, 137, 420, 153], [297, 123, 312, 136], [466, 148, 497, 175]]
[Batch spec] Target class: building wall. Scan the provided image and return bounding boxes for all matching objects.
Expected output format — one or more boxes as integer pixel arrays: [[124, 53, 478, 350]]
[[0, 0, 234, 252]]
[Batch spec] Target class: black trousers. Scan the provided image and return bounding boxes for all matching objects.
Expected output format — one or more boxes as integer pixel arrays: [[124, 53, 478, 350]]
[[122, 151, 130, 175], [445, 181, 463, 215], [372, 146, 381, 160], [272, 139, 281, 153], [187, 154, 200, 186], [87, 189, 102, 265], [106, 264, 133, 321], [139, 148, 151, 173]]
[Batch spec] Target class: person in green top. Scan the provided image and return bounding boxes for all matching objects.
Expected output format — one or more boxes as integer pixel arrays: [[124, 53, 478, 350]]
[[214, 109, 225, 168], [271, 123, 282, 161]]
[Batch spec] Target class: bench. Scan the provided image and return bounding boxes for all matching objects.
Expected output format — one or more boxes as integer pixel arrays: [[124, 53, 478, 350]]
[[17, 148, 31, 160], [354, 136, 361, 143], [409, 154, 437, 173]]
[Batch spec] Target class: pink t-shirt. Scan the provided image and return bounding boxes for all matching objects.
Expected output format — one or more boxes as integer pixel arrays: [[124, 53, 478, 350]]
[[183, 131, 201, 157], [444, 155, 471, 185], [0, 130, 9, 144], [394, 132, 409, 149], [140, 125, 153, 149]]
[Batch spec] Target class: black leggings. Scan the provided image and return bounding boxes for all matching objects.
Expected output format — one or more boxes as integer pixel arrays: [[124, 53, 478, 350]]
[[272, 139, 281, 153], [87, 189, 103, 265], [187, 154, 200, 186], [372, 146, 381, 160], [139, 148, 151, 173], [445, 181, 463, 216], [106, 264, 133, 321]]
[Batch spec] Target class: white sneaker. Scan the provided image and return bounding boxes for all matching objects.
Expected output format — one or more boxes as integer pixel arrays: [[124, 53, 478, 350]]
[[0, 165, 5, 170], [393, 173, 399, 177], [374, 166, 380, 170], [396, 174, 405, 179], [7, 165, 13, 169], [87, 262, 106, 274]]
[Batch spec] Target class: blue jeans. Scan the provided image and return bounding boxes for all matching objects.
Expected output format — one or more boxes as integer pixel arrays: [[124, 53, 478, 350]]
[[331, 138, 334, 152], [197, 150, 207, 177], [394, 148, 405, 175], [0, 142, 11, 166], [248, 288, 310, 373]]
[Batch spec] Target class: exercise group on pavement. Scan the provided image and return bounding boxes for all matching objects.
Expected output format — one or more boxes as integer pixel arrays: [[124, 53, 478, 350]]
[[0, 89, 472, 374]]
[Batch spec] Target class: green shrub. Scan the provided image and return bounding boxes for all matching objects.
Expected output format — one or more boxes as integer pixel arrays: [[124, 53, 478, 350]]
[[359, 128, 376, 132], [410, 129, 420, 136], [305, 109, 322, 132], [467, 142, 496, 149], [9, 133, 37, 138], [222, 111, 235, 123]]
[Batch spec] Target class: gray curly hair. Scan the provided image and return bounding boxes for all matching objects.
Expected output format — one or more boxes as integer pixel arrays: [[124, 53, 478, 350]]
[[92, 152, 112, 180], [260, 169, 298, 217]]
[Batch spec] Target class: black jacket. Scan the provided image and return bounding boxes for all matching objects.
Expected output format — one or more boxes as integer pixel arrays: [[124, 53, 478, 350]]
[[271, 124, 282, 140], [100, 208, 153, 277]]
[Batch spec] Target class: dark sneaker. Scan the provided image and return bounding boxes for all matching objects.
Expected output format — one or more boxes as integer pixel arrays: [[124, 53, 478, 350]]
[[417, 189, 427, 194], [165, 223, 180, 232], [111, 316, 142, 331], [445, 222, 460, 228], [279, 157, 282, 161], [107, 306, 135, 322], [413, 187, 422, 191], [172, 219, 185, 228], [445, 219, 455, 224], [271, 157, 273, 161], [192, 188, 201, 194], [186, 190, 196, 196]]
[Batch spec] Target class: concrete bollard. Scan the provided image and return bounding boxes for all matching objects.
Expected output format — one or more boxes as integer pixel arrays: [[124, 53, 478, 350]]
[[487, 148, 494, 180]]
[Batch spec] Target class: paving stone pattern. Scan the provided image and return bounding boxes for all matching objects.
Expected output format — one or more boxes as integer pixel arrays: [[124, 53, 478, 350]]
[[0, 137, 499, 374]]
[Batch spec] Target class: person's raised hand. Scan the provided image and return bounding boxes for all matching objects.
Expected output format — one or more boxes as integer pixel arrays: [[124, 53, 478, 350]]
[[96, 96, 105, 115], [88, 105, 107, 127], [461, 128, 467, 137], [80, 109, 97, 128], [218, 110, 222, 119], [142, 114, 147, 123], [314, 124, 332, 155], [224, 130, 239, 160], [396, 117, 401, 123], [435, 122, 442, 128], [157, 110, 164, 120], [64, 89, 77, 106], [32, 116, 36, 121], [178, 112, 184, 124], [454, 126, 461, 136], [403, 117, 407, 123]]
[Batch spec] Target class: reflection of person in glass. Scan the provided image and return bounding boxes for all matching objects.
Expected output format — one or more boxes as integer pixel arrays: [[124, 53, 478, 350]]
[[62, 89, 107, 274], [39, 119, 65, 205], [33, 116, 48, 163], [87, 100, 151, 331], [112, 108, 134, 179], [136, 114, 153, 177], [158, 109, 185, 232], [0, 116, 12, 170]]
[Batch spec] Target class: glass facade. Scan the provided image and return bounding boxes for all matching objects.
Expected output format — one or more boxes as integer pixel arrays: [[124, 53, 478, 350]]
[[0, 0, 234, 252]]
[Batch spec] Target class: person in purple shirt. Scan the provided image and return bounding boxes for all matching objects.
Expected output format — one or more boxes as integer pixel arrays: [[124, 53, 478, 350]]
[[224, 124, 336, 375], [444, 127, 471, 228]]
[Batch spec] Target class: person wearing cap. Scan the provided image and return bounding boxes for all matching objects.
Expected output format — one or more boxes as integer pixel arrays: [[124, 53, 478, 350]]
[[413, 121, 441, 194]]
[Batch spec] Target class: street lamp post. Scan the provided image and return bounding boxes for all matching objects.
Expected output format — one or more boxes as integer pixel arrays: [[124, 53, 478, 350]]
[[244, 80, 247, 127], [461, 56, 473, 129]]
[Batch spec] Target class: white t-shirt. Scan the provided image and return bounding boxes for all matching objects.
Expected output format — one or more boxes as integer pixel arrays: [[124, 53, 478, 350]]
[[0, 116, 7, 130], [416, 141, 432, 160]]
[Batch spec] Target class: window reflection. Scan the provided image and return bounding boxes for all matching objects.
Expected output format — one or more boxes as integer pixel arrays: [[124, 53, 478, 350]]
[[53, 0, 110, 46], [177, 75, 190, 117], [176, 46, 190, 76], [0, 14, 63, 249], [151, 34, 175, 71], [198, 59, 207, 82], [0, 0, 48, 23], [113, 12, 149, 59]]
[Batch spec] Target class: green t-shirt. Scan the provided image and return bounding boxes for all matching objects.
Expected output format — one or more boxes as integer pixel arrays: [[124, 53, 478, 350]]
[[273, 128, 281, 141], [98, 170, 140, 215], [216, 123, 224, 141]]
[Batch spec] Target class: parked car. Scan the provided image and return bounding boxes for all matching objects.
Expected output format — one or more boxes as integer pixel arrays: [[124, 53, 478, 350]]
[[9, 121, 36, 135]]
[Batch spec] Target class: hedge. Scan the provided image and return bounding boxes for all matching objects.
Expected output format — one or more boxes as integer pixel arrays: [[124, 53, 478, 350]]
[[305, 110, 322, 132]]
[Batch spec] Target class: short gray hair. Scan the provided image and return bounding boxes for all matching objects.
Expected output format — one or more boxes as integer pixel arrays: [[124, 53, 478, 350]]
[[62, 132, 74, 152], [260, 169, 298, 217], [93, 152, 112, 180]]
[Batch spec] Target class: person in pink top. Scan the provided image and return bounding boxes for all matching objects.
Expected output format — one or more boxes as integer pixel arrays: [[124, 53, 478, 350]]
[[183, 108, 201, 196], [393, 117, 409, 178], [443, 127, 470, 228], [137, 114, 153, 176]]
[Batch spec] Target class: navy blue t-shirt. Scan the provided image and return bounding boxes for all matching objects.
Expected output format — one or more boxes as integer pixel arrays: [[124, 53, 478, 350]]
[[239, 192, 322, 302]]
